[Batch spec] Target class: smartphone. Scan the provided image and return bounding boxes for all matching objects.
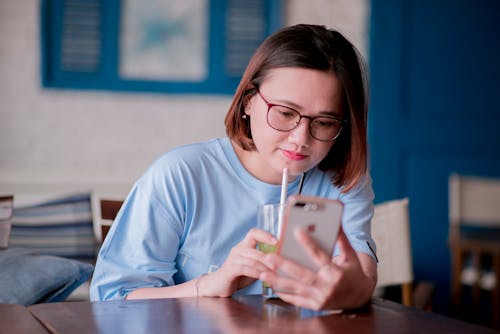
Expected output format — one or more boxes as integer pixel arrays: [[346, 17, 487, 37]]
[[277, 195, 343, 272]]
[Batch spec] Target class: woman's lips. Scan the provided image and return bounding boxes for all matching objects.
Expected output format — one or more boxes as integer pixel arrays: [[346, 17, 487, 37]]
[[282, 149, 308, 161]]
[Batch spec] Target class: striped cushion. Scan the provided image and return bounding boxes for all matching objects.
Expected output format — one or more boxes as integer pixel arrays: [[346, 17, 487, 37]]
[[9, 193, 97, 259]]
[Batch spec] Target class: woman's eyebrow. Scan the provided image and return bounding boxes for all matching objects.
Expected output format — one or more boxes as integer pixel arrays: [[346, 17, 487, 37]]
[[271, 97, 342, 117], [270, 97, 303, 110], [318, 110, 343, 118]]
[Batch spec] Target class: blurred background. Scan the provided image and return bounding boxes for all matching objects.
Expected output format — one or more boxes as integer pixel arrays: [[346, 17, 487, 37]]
[[1, 0, 499, 325], [0, 0, 368, 196]]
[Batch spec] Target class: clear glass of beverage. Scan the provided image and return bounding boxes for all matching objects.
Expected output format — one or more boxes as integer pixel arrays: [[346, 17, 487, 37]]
[[257, 203, 282, 298]]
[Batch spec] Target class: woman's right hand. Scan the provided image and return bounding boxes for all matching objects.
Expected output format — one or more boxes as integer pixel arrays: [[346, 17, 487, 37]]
[[198, 228, 277, 297]]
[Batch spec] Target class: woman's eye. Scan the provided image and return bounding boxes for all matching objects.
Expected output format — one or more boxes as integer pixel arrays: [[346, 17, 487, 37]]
[[315, 119, 337, 128], [273, 106, 296, 118]]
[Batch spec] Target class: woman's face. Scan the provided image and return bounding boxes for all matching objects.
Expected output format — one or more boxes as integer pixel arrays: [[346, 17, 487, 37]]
[[240, 67, 344, 184]]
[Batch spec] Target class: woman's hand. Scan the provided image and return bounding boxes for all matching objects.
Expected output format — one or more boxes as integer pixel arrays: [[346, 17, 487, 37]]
[[259, 226, 377, 310], [199, 228, 277, 297]]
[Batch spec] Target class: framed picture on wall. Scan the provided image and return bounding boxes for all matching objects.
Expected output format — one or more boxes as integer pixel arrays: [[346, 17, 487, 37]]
[[119, 0, 209, 82]]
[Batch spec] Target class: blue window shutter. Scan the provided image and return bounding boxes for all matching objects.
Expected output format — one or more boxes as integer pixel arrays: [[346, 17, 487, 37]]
[[60, 0, 101, 73], [42, 0, 120, 89], [41, 0, 282, 94], [224, 0, 268, 77]]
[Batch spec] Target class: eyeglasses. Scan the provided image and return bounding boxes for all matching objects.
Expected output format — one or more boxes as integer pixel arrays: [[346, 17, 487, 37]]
[[256, 91, 346, 142]]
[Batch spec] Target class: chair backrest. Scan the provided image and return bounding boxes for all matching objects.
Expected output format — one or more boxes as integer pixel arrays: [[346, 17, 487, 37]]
[[0, 195, 14, 248], [0, 196, 14, 221], [449, 173, 500, 228], [91, 192, 124, 242], [371, 198, 414, 304], [99, 199, 123, 241]]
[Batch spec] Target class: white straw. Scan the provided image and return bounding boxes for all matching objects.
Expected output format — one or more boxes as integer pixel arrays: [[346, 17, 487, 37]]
[[277, 168, 288, 238]]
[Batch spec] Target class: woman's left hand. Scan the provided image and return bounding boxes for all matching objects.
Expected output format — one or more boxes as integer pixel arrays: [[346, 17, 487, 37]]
[[259, 226, 377, 311]]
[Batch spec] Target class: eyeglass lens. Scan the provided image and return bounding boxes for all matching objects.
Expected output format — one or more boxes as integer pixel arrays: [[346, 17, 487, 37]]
[[267, 105, 342, 141]]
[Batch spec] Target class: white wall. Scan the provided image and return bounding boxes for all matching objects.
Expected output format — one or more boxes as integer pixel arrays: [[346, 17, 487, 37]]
[[0, 0, 368, 201], [286, 0, 369, 57]]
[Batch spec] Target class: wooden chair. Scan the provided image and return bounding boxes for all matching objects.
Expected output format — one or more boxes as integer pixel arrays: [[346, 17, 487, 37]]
[[372, 198, 434, 310], [99, 199, 123, 242], [91, 193, 124, 243], [0, 195, 14, 249], [448, 173, 500, 327]]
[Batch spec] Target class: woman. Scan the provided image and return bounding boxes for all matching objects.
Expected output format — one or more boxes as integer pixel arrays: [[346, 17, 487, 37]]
[[90, 24, 377, 311]]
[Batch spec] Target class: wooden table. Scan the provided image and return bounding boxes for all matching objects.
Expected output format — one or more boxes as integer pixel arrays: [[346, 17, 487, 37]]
[[0, 303, 49, 333], [4, 296, 497, 334]]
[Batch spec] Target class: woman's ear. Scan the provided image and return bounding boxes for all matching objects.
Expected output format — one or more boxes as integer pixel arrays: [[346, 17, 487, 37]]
[[242, 87, 257, 117], [243, 99, 252, 117]]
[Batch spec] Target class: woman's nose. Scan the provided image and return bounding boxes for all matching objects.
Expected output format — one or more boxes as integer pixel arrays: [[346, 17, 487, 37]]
[[288, 118, 311, 147]]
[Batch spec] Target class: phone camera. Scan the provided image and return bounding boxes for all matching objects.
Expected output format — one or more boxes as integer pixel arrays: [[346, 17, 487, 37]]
[[304, 203, 318, 211]]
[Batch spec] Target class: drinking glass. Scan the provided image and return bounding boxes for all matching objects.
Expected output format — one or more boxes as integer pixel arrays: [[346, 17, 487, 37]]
[[257, 203, 283, 298]]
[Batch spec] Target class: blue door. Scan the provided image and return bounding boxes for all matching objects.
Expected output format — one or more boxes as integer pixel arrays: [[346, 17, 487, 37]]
[[369, 0, 500, 313]]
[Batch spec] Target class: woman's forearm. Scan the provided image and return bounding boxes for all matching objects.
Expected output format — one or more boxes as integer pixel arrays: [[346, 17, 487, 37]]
[[125, 277, 202, 300]]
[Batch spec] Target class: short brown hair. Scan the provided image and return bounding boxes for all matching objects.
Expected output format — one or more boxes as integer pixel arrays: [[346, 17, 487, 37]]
[[225, 24, 368, 192]]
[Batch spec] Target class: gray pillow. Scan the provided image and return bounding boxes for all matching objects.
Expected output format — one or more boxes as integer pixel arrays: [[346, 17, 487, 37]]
[[0, 248, 94, 306]]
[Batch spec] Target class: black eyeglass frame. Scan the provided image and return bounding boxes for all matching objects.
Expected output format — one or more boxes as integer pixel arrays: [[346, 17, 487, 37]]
[[256, 90, 346, 142]]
